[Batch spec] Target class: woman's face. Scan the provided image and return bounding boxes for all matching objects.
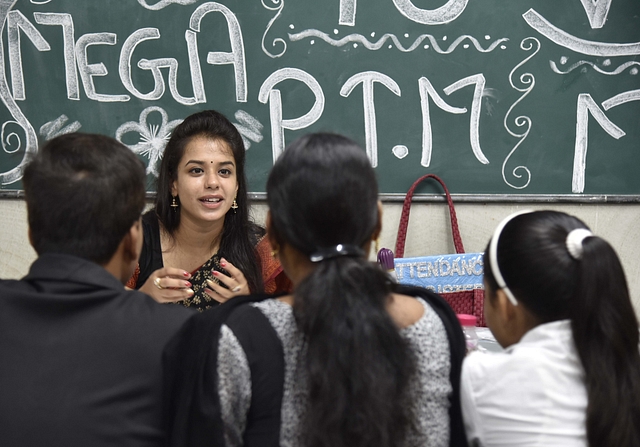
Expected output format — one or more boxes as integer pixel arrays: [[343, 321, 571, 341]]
[[171, 136, 239, 227]]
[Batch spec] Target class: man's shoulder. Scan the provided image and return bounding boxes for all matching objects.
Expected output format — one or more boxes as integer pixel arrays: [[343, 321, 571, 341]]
[[0, 278, 193, 334], [120, 288, 194, 326], [0, 277, 25, 289]]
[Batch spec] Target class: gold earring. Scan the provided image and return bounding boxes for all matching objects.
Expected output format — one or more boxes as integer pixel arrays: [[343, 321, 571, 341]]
[[231, 197, 238, 213], [270, 248, 279, 259], [171, 196, 179, 210]]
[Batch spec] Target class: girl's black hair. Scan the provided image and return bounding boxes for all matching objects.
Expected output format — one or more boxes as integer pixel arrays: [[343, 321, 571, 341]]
[[484, 210, 640, 447], [155, 110, 263, 293], [267, 133, 417, 447]]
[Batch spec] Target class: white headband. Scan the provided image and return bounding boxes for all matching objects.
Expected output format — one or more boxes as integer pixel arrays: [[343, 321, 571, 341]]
[[566, 228, 593, 260], [488, 210, 533, 306]]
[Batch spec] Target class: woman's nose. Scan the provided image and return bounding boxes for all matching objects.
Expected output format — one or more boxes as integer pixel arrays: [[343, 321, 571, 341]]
[[205, 173, 219, 189]]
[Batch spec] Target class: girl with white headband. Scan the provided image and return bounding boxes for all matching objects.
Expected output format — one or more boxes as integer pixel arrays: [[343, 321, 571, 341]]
[[460, 210, 640, 447]]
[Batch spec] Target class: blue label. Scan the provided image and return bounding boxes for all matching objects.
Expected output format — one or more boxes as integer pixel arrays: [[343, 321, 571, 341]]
[[394, 253, 484, 293]]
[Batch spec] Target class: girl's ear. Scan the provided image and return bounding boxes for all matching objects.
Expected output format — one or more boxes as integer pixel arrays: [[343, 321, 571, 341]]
[[494, 289, 517, 322], [486, 289, 520, 348], [265, 211, 277, 251], [494, 288, 537, 346], [372, 200, 383, 241]]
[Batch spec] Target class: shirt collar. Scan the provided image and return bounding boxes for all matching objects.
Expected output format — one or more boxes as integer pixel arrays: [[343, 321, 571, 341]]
[[23, 253, 125, 291]]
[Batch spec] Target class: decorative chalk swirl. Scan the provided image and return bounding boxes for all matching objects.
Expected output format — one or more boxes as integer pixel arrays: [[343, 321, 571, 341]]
[[116, 106, 182, 177], [550, 59, 639, 76], [1, 121, 24, 154], [288, 30, 508, 54], [136, 0, 197, 11], [501, 37, 540, 190], [261, 0, 286, 58]]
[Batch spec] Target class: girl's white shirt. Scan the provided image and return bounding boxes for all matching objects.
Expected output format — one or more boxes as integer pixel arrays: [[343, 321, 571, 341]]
[[461, 320, 588, 447]]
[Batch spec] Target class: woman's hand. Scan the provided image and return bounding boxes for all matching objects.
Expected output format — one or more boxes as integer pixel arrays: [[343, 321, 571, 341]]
[[205, 258, 250, 303], [139, 267, 194, 303]]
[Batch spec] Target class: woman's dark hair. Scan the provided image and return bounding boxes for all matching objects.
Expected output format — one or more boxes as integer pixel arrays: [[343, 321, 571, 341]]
[[484, 210, 640, 447], [156, 110, 263, 293], [24, 133, 146, 265], [267, 133, 416, 447]]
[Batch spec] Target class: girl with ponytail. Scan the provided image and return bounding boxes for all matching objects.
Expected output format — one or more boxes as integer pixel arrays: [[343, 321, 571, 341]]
[[460, 210, 640, 447], [163, 133, 468, 447]]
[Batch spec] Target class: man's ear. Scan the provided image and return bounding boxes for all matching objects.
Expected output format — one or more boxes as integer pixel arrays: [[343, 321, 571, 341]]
[[123, 218, 143, 263]]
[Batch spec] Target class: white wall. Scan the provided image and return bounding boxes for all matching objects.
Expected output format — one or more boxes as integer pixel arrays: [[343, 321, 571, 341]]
[[2, 199, 639, 317]]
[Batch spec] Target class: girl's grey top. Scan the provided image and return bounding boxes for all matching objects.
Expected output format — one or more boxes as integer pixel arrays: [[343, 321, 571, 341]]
[[217, 297, 452, 447]]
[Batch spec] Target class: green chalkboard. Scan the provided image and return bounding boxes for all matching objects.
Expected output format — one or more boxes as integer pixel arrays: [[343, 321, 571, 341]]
[[0, 0, 639, 199]]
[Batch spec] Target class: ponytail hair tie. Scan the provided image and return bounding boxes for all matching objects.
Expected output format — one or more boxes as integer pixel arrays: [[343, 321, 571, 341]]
[[310, 244, 365, 263], [566, 228, 593, 260]]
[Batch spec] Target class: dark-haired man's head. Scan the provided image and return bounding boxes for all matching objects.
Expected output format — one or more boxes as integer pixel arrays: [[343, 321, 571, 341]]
[[23, 133, 146, 281]]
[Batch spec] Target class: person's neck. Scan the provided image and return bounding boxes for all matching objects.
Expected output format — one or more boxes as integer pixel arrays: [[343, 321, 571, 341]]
[[102, 244, 135, 285], [102, 256, 128, 284], [171, 214, 225, 256]]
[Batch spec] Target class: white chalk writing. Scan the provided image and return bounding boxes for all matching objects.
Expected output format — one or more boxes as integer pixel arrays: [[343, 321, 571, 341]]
[[0, 0, 636, 196], [33, 13, 79, 100], [191, 2, 247, 103], [391, 0, 469, 25], [0, 0, 37, 185], [340, 71, 402, 168], [258, 68, 325, 162], [119, 27, 205, 105], [339, 0, 356, 26], [443, 74, 489, 165], [418, 76, 466, 167], [76, 33, 130, 102], [523, 9, 640, 57], [571, 90, 640, 193], [571, 94, 624, 193], [578, 0, 613, 30], [7, 10, 49, 101], [392, 145, 409, 159]]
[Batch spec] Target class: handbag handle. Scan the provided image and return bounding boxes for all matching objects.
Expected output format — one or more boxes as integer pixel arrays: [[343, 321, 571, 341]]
[[395, 174, 465, 258]]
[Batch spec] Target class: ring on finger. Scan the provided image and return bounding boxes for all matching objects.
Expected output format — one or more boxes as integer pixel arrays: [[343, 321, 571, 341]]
[[232, 285, 242, 293], [154, 277, 164, 290]]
